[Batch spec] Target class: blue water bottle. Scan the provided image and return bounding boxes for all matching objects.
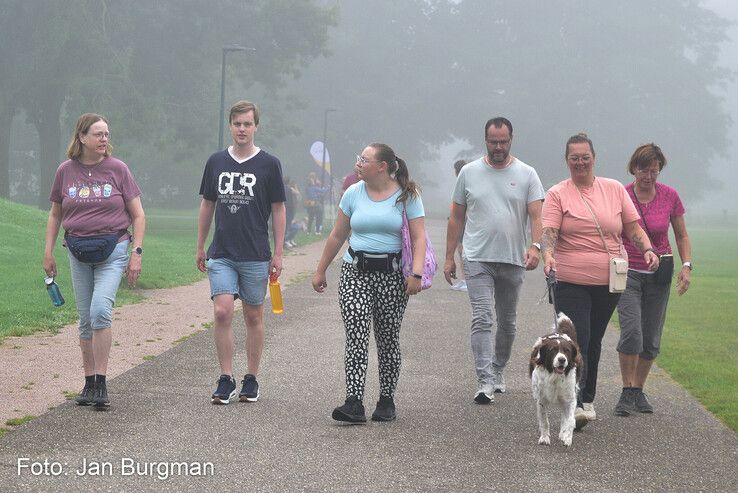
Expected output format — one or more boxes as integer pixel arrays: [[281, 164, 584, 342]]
[[45, 276, 65, 307]]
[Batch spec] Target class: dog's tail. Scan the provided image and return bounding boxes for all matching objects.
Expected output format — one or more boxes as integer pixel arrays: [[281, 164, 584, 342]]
[[556, 312, 577, 344]]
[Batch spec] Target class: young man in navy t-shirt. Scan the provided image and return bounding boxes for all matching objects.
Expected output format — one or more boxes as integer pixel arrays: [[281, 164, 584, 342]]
[[196, 100, 286, 404]]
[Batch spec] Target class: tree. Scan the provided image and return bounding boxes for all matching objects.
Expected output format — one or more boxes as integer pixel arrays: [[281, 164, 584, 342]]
[[1, 0, 335, 207]]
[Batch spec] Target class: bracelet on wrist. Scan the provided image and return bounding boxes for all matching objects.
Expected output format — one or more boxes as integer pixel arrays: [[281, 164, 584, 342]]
[[643, 248, 654, 254], [412, 273, 422, 280]]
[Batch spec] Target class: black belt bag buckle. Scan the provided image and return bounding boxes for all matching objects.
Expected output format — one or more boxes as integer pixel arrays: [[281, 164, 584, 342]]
[[349, 247, 400, 273]]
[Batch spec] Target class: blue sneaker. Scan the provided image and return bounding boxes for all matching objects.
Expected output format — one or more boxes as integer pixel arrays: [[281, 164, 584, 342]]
[[239, 374, 259, 402], [211, 375, 237, 405]]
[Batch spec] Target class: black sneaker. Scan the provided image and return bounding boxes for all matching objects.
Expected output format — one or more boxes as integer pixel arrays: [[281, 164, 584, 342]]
[[75, 381, 94, 406], [92, 381, 110, 408], [371, 396, 396, 422], [634, 389, 654, 413], [239, 374, 259, 402], [211, 374, 237, 405], [614, 388, 637, 417], [332, 396, 367, 423]]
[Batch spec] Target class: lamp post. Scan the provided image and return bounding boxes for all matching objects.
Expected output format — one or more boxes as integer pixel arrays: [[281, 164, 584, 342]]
[[218, 45, 256, 149], [320, 108, 336, 202]]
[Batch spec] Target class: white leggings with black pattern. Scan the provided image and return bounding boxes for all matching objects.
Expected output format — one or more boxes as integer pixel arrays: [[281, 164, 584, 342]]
[[338, 262, 409, 401]]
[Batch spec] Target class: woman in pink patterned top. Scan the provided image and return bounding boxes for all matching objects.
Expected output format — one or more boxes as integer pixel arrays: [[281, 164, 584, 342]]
[[614, 143, 692, 417]]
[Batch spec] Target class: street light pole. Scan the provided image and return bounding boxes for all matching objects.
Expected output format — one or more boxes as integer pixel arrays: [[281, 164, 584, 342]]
[[321, 108, 336, 214], [320, 108, 336, 189], [218, 45, 256, 149]]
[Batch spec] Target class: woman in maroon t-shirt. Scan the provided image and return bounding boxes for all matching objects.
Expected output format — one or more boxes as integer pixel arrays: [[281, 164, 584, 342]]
[[615, 143, 692, 416], [43, 113, 146, 409]]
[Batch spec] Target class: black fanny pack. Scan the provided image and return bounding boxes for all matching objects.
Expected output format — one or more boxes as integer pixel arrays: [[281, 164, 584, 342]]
[[349, 247, 401, 273], [65, 232, 121, 264], [653, 253, 674, 284]]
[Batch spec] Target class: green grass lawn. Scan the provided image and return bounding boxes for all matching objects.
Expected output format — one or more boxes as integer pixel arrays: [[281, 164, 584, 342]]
[[0, 199, 325, 339], [654, 226, 738, 432], [0, 200, 208, 338]]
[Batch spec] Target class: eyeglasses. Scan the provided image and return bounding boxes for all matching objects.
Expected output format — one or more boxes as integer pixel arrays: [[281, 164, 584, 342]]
[[88, 132, 110, 140], [356, 154, 380, 165], [567, 155, 592, 164], [486, 139, 510, 148], [636, 169, 660, 176]]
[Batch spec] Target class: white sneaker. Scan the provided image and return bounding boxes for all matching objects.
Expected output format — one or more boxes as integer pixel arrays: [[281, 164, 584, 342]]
[[492, 371, 506, 394], [451, 280, 468, 291], [474, 383, 494, 404], [574, 406, 588, 430], [582, 402, 597, 420]]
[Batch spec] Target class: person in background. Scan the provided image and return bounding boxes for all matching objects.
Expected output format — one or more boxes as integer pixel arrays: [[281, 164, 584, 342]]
[[445, 117, 544, 404], [197, 100, 286, 405], [541, 133, 659, 429], [614, 143, 692, 416], [340, 167, 361, 201], [312, 143, 426, 423], [43, 113, 146, 409], [283, 176, 301, 248], [305, 172, 329, 234], [450, 159, 468, 291]]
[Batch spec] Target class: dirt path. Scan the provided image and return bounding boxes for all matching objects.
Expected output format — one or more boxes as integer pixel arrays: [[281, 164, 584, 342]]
[[0, 241, 325, 427]]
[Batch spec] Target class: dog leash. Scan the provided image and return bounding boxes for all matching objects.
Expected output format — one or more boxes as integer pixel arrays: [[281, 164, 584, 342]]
[[546, 270, 559, 329]]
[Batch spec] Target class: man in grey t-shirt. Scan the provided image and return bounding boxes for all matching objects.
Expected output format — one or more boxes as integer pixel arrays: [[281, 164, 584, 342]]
[[444, 117, 544, 404]]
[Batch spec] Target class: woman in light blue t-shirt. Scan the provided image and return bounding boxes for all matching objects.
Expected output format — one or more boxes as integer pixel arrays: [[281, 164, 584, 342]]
[[313, 143, 427, 424]]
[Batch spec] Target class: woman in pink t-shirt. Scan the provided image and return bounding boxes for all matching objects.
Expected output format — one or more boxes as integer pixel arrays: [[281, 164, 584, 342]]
[[614, 144, 692, 417], [43, 113, 146, 410], [541, 133, 659, 430]]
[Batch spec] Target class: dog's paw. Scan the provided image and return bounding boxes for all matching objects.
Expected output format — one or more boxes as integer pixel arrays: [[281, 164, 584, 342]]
[[538, 435, 551, 445], [560, 431, 573, 447]]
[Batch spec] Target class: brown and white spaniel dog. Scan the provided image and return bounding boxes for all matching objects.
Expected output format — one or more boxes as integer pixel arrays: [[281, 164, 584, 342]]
[[529, 313, 582, 447]]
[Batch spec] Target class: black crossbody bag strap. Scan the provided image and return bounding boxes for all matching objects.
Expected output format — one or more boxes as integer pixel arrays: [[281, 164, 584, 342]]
[[631, 190, 657, 254]]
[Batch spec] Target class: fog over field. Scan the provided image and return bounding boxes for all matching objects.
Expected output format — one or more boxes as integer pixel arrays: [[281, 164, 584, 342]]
[[1, 0, 736, 219]]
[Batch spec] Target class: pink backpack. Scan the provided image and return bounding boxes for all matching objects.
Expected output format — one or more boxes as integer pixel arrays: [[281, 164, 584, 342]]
[[400, 205, 437, 290]]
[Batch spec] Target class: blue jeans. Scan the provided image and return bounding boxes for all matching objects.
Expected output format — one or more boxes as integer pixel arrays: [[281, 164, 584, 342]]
[[207, 258, 269, 305], [464, 260, 525, 385], [67, 240, 129, 339]]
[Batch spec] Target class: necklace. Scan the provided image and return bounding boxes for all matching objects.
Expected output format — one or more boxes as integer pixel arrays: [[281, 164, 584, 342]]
[[78, 158, 104, 177]]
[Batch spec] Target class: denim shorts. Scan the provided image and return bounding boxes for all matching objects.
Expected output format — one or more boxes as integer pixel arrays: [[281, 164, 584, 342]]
[[67, 240, 129, 339], [207, 258, 269, 305]]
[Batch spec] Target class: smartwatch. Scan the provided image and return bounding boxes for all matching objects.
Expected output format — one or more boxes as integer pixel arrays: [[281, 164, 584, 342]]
[[134, 247, 143, 255]]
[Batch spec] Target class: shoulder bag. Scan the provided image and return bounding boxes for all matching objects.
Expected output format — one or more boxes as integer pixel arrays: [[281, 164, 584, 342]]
[[400, 202, 437, 290]]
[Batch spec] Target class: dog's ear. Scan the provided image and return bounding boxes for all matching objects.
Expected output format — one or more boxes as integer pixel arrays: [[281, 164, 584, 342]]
[[571, 344, 583, 380], [529, 340, 544, 376], [536, 343, 547, 366]]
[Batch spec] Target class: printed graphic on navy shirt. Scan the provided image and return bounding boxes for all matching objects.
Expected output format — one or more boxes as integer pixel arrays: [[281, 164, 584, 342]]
[[200, 149, 285, 262]]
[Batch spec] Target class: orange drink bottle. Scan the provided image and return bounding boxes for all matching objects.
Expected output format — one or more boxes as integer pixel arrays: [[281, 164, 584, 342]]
[[269, 274, 284, 314]]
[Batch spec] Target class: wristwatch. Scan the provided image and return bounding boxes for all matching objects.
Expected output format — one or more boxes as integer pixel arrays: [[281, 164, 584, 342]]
[[683, 261, 692, 270], [531, 242, 541, 251], [412, 273, 422, 279], [134, 247, 143, 255]]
